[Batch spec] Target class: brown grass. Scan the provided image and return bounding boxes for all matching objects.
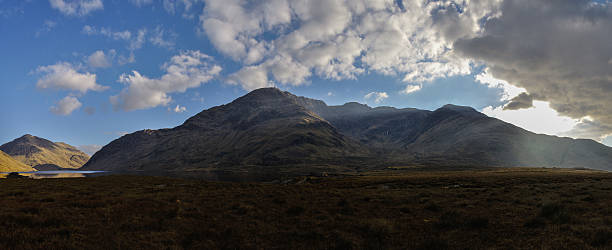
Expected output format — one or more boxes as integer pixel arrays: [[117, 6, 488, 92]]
[[0, 167, 611, 249]]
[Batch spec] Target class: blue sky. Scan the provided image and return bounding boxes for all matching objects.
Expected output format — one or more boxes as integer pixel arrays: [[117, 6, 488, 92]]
[[1, 0, 611, 154]]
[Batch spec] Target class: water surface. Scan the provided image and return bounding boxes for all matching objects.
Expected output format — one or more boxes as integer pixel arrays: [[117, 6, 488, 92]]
[[1, 170, 108, 179]]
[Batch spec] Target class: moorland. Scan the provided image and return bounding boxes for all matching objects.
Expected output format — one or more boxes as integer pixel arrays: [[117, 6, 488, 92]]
[[1, 167, 611, 249]]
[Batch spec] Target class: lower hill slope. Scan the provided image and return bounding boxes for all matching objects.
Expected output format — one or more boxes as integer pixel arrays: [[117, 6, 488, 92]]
[[0, 150, 35, 172]]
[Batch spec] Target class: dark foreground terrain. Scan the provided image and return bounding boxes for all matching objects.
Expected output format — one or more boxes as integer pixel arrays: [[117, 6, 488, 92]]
[[1, 168, 612, 249]]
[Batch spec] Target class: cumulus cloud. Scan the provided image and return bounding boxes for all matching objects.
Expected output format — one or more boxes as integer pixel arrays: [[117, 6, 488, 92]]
[[110, 50, 222, 111], [199, 0, 501, 91], [455, 0, 612, 141], [169, 105, 187, 113], [400, 85, 421, 95], [36, 62, 108, 93], [49, 0, 103, 16], [87, 50, 115, 68], [364, 91, 389, 104], [50, 96, 82, 115]]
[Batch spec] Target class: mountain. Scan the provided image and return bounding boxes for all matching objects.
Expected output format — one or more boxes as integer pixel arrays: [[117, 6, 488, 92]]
[[0, 134, 90, 170], [0, 150, 35, 172], [82, 88, 368, 171], [82, 88, 612, 172]]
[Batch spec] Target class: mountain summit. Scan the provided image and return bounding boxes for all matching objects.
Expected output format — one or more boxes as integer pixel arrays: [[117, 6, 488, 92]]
[[82, 88, 612, 172], [0, 134, 90, 170]]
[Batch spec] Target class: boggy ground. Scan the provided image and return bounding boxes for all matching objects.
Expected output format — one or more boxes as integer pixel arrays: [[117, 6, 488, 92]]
[[1, 168, 612, 249]]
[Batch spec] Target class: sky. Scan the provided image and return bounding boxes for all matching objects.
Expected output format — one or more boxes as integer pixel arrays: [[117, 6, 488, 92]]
[[1, 0, 611, 155]]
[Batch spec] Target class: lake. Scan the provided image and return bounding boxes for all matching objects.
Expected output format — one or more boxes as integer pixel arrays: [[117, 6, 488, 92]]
[[0, 170, 108, 179]]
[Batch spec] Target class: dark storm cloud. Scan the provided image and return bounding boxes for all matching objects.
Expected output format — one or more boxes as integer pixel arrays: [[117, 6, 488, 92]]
[[560, 119, 612, 140], [454, 0, 612, 138], [503, 92, 534, 110]]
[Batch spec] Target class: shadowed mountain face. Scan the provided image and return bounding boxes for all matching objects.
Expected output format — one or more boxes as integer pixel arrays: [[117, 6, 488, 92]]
[[82, 88, 368, 171], [0, 134, 90, 169], [82, 88, 612, 171], [0, 150, 35, 172]]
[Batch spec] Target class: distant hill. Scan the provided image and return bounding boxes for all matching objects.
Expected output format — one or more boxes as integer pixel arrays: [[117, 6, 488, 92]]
[[0, 134, 90, 169], [0, 150, 35, 172], [82, 88, 612, 171]]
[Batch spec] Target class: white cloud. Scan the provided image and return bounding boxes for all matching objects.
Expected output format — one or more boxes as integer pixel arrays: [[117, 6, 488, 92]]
[[36, 62, 108, 93], [149, 26, 176, 48], [77, 144, 102, 155], [400, 85, 421, 95], [49, 0, 103, 16], [87, 50, 115, 68], [110, 50, 222, 111], [484, 100, 612, 144], [129, 0, 153, 7], [163, 0, 176, 14], [83, 25, 177, 53], [169, 105, 187, 113], [129, 28, 147, 50], [226, 64, 275, 91], [81, 25, 95, 35], [475, 68, 526, 101], [199, 0, 492, 90], [50, 96, 82, 115], [82, 26, 151, 51], [364, 91, 388, 104], [35, 20, 57, 37], [164, 0, 200, 18], [482, 101, 579, 136], [118, 52, 136, 65]]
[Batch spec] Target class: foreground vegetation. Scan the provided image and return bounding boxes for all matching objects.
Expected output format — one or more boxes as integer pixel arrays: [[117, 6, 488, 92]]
[[1, 168, 612, 249]]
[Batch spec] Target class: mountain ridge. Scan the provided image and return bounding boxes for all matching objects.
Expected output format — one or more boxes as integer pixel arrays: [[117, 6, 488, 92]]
[[81, 88, 612, 172], [82, 88, 368, 171], [0, 134, 90, 170]]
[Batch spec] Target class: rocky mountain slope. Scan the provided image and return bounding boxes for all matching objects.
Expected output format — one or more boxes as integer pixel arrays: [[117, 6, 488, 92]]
[[82, 88, 368, 171], [0, 150, 35, 172], [82, 88, 612, 171], [0, 134, 90, 170]]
